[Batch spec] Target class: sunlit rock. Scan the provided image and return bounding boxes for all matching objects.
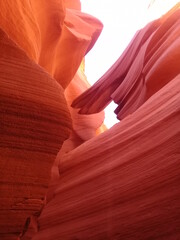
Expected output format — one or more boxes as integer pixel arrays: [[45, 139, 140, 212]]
[[0, 0, 103, 89], [65, 66, 105, 141], [72, 3, 180, 119], [0, 0, 179, 239], [0, 0, 104, 239]]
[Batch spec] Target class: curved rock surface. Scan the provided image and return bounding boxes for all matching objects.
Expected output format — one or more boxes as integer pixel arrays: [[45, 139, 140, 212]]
[[0, 28, 71, 239], [33, 74, 180, 240], [0, 1, 180, 240], [0, 0, 103, 89], [65, 66, 105, 141], [72, 3, 180, 119], [0, 0, 103, 239]]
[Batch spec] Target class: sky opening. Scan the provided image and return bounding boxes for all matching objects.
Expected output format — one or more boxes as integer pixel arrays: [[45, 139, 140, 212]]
[[81, 0, 179, 128]]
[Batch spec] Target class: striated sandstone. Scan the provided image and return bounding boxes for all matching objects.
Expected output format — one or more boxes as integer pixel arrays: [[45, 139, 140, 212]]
[[0, 0, 104, 239], [0, 0, 103, 89], [72, 3, 180, 119], [0, 28, 71, 239], [33, 75, 180, 240], [0, 0, 180, 239], [65, 67, 105, 141]]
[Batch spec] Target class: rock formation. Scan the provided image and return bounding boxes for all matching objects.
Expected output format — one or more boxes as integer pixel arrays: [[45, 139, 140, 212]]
[[73, 3, 180, 119], [0, 1, 179, 240]]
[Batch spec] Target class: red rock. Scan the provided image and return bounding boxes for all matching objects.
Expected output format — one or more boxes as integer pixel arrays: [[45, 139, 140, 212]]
[[52, 8, 103, 88], [0, 0, 179, 239], [72, 3, 180, 119], [30, 0, 65, 70], [45, 64, 105, 209], [0, 0, 103, 89], [0, 28, 71, 239], [0, 0, 104, 238], [0, 0, 41, 61], [32, 75, 180, 240], [65, 67, 105, 141], [64, 0, 81, 10]]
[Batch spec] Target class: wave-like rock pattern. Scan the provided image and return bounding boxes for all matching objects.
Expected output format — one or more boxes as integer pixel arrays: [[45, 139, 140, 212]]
[[0, 0, 179, 240], [33, 75, 180, 240], [72, 3, 180, 119], [0, 28, 71, 239], [0, 0, 103, 239]]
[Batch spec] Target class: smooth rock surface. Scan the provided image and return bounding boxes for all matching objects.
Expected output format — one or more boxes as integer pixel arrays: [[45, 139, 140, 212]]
[[0, 1, 180, 239], [0, 0, 104, 239], [72, 3, 180, 119], [33, 75, 180, 240]]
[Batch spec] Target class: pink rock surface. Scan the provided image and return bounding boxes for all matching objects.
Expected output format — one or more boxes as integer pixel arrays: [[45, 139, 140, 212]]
[[33, 75, 180, 240], [0, 1, 179, 239], [65, 67, 105, 141], [72, 3, 180, 119]]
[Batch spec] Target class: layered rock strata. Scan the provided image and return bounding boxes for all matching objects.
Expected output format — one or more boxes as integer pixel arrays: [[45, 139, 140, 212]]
[[33, 74, 180, 240], [0, 0, 103, 239], [0, 1, 179, 240], [73, 3, 180, 119]]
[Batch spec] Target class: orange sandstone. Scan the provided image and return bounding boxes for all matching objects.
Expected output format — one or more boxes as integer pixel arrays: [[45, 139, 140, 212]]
[[0, 1, 179, 240]]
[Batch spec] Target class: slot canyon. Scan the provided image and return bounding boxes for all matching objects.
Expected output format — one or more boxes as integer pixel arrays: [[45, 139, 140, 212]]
[[0, 0, 180, 239]]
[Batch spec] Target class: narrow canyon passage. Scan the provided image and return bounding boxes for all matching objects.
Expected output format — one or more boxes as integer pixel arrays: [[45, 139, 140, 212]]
[[0, 1, 179, 239]]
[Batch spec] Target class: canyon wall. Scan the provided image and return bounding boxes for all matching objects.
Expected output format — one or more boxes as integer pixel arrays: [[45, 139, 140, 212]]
[[0, 1, 179, 239]]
